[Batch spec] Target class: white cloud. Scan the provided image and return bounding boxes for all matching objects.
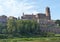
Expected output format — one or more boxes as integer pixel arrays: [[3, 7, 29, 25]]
[[0, 0, 37, 17], [0, 5, 4, 13]]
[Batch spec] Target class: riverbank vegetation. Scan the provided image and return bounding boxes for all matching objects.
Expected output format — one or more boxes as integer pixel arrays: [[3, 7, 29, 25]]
[[0, 19, 56, 39]]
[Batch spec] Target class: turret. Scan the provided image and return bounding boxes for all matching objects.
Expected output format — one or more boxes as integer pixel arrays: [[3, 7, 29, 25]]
[[46, 7, 51, 20]]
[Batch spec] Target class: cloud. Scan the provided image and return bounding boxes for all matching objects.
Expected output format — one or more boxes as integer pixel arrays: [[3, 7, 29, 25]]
[[0, 0, 37, 17], [0, 5, 4, 13]]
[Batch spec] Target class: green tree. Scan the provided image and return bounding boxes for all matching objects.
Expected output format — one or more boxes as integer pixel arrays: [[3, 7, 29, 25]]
[[7, 19, 16, 34], [55, 20, 60, 26], [0, 23, 3, 33]]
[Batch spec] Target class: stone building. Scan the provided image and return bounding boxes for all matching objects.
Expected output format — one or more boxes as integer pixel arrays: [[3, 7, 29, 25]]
[[0, 15, 7, 25], [21, 7, 52, 25], [21, 7, 59, 34], [21, 7, 51, 21]]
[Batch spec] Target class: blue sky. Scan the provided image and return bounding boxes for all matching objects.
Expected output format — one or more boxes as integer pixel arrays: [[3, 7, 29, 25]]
[[0, 0, 60, 20]]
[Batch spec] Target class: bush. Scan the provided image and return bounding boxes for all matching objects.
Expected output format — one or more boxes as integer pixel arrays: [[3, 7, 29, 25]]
[[46, 32, 55, 37], [0, 34, 8, 39]]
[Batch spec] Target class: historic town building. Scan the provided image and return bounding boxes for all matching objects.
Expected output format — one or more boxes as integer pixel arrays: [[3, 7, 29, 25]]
[[21, 7, 52, 25], [21, 7, 60, 34], [21, 7, 51, 21], [0, 15, 7, 24]]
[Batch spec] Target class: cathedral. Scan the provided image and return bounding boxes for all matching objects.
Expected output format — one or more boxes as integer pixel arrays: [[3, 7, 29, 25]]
[[21, 7, 60, 34], [21, 7, 52, 25], [21, 7, 51, 21]]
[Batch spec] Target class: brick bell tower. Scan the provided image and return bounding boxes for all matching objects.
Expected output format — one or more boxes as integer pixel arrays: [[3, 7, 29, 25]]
[[46, 7, 51, 20]]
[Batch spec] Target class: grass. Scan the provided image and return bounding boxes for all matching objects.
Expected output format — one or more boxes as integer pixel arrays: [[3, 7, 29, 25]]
[[55, 34, 60, 37], [0, 37, 60, 42]]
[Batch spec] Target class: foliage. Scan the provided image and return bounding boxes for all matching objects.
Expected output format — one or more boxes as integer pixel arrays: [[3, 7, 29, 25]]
[[0, 19, 56, 38], [7, 19, 16, 34], [55, 20, 60, 26]]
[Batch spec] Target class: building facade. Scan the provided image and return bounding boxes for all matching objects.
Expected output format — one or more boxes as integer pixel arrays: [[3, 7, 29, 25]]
[[21, 7, 52, 24]]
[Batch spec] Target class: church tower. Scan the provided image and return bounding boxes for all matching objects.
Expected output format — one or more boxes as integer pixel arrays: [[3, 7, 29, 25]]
[[46, 7, 51, 20]]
